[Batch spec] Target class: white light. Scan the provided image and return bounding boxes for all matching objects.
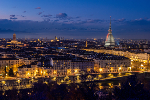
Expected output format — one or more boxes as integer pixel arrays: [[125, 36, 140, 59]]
[[141, 64, 143, 67]]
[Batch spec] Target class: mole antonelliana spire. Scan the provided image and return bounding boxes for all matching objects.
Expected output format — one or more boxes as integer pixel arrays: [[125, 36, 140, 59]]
[[105, 16, 115, 48]]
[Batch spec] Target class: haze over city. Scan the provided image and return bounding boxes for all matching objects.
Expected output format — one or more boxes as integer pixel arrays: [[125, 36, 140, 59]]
[[0, 0, 150, 39]]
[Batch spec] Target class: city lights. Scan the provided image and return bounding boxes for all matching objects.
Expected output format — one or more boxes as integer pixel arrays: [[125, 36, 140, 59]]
[[0, 1, 149, 99]]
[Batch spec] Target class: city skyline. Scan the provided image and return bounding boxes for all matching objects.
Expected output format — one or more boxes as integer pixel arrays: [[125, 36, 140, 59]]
[[0, 0, 150, 39]]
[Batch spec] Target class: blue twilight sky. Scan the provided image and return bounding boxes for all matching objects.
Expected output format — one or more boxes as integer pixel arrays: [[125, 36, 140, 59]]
[[0, 0, 150, 39]]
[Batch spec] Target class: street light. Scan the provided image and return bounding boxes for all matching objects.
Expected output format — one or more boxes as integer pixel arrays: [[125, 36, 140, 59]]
[[141, 64, 143, 67], [99, 68, 102, 72]]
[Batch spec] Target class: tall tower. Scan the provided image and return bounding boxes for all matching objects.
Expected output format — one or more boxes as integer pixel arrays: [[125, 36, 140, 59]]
[[13, 33, 16, 40], [105, 16, 115, 47]]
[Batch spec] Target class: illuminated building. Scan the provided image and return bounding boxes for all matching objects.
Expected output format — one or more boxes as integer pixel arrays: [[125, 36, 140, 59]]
[[52, 56, 94, 76], [85, 40, 87, 47], [53, 57, 71, 75], [105, 16, 115, 48], [23, 58, 37, 65], [18, 64, 38, 77], [71, 58, 94, 74], [75, 49, 131, 73], [85, 49, 150, 64], [37, 59, 53, 76], [94, 56, 130, 73], [0, 58, 23, 74], [18, 60, 53, 77], [0, 56, 38, 76], [7, 33, 23, 47]]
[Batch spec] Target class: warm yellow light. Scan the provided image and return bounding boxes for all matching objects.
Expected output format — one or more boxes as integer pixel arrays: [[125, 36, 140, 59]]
[[108, 83, 112, 86], [2, 81, 5, 84], [141, 64, 143, 67], [75, 69, 77, 73], [119, 73, 121, 75], [54, 71, 56, 74], [99, 68, 102, 71], [119, 67, 121, 70], [87, 68, 91, 72], [108, 74, 113, 77], [67, 70, 71, 74], [41, 71, 42, 73], [98, 75, 102, 78]]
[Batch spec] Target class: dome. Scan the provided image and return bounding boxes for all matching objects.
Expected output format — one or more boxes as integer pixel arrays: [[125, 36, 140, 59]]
[[105, 16, 115, 47], [106, 33, 115, 43], [105, 33, 115, 47]]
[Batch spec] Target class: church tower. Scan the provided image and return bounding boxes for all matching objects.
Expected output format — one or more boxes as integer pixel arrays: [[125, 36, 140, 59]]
[[105, 16, 115, 48], [13, 33, 16, 40]]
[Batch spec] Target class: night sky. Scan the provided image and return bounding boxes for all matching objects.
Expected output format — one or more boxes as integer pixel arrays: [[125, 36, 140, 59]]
[[0, 0, 150, 39]]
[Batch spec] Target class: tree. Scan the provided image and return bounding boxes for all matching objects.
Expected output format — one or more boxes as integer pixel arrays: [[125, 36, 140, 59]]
[[8, 68, 14, 77], [113, 75, 150, 100]]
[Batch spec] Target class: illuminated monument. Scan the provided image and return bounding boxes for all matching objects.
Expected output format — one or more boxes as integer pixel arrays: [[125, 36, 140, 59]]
[[105, 16, 115, 48]]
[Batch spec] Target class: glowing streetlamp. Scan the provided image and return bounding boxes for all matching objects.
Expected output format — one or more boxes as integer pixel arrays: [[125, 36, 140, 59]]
[[99, 68, 102, 72], [141, 64, 143, 67]]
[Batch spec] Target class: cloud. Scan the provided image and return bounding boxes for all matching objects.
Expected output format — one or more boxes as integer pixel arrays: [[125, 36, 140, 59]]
[[43, 18, 50, 22], [38, 11, 44, 15], [23, 11, 26, 13], [10, 15, 15, 17], [56, 13, 67, 19], [67, 17, 73, 20], [10, 15, 17, 20], [21, 15, 25, 17], [41, 14, 52, 17], [116, 18, 126, 22], [86, 19, 103, 23], [54, 20, 59, 22], [0, 17, 150, 39], [0, 29, 15, 32], [10, 17, 18, 19], [76, 16, 80, 19], [35, 7, 41, 9], [0, 28, 27, 33]]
